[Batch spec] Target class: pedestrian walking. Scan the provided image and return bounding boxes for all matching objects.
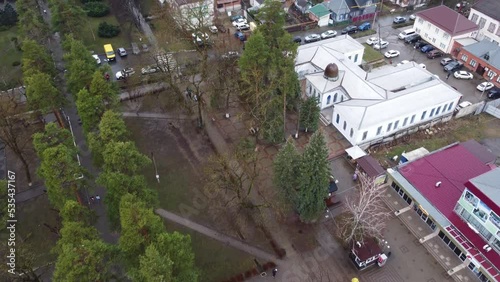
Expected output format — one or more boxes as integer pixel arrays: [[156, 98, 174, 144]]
[[352, 172, 358, 182], [272, 268, 278, 278], [446, 72, 451, 80], [90, 196, 95, 204], [95, 195, 101, 203], [43, 9, 47, 14]]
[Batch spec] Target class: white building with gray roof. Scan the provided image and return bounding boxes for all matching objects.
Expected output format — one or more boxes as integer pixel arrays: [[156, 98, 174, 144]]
[[295, 36, 463, 148]]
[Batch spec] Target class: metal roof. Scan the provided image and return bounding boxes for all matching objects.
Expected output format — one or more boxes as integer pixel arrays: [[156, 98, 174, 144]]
[[416, 5, 478, 36], [462, 40, 500, 70], [471, 0, 500, 22], [388, 168, 451, 227], [469, 167, 500, 208], [308, 3, 331, 18]]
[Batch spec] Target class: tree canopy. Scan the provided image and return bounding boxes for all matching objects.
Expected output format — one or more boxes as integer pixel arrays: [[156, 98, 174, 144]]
[[273, 138, 300, 203], [300, 96, 320, 132], [25, 71, 65, 112]]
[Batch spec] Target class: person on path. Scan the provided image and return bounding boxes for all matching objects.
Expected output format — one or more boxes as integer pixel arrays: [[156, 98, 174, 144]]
[[95, 195, 101, 203], [272, 268, 278, 278], [352, 172, 358, 182], [90, 196, 94, 204], [446, 72, 451, 80]]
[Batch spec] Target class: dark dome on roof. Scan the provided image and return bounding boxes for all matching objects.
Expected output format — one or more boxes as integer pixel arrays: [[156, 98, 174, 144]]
[[324, 63, 339, 81]]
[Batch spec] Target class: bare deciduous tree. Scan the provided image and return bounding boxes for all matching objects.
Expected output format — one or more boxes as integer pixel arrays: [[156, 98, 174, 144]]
[[336, 174, 390, 244]]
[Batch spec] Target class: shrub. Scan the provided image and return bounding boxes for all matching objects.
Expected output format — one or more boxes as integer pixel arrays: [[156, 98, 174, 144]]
[[97, 22, 120, 38], [84, 2, 110, 17], [12, 61, 20, 67]]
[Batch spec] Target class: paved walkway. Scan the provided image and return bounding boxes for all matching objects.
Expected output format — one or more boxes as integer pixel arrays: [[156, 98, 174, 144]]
[[122, 111, 190, 120], [155, 208, 280, 262], [119, 82, 167, 101]]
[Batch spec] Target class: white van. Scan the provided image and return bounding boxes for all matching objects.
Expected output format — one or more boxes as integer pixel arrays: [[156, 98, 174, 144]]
[[398, 29, 416, 40]]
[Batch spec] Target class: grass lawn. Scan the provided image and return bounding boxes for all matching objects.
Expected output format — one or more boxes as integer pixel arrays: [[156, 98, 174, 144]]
[[80, 14, 142, 54], [163, 219, 255, 282], [372, 114, 500, 163], [0, 26, 22, 90], [362, 43, 384, 63]]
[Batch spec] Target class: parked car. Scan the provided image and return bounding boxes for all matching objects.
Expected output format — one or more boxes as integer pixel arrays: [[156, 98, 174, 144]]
[[192, 32, 210, 46], [409, 14, 416, 20], [235, 23, 250, 31], [414, 40, 428, 49], [209, 25, 218, 34], [232, 18, 247, 27], [477, 82, 495, 91], [366, 37, 380, 45], [488, 88, 500, 99], [453, 71, 473, 80], [455, 101, 472, 111], [230, 15, 244, 22], [373, 40, 389, 50], [393, 16, 406, 24], [117, 47, 127, 57], [293, 36, 302, 44], [92, 54, 101, 64], [404, 34, 421, 44], [141, 65, 160, 75], [440, 58, 453, 66], [384, 50, 400, 58], [234, 31, 246, 41], [304, 34, 321, 43], [443, 61, 463, 72], [358, 22, 371, 31], [341, 25, 358, 34], [427, 50, 443, 59], [420, 44, 434, 53], [216, 24, 227, 33], [320, 30, 337, 39], [115, 67, 135, 80], [396, 60, 410, 66]]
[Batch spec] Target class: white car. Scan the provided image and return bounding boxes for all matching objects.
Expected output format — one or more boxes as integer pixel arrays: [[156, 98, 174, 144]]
[[477, 82, 495, 91], [373, 40, 389, 50], [320, 30, 337, 39], [116, 67, 135, 80], [384, 50, 400, 58], [117, 47, 127, 57], [232, 18, 247, 27], [92, 54, 101, 64], [396, 60, 410, 66], [304, 34, 321, 43], [235, 23, 250, 31], [456, 101, 472, 111], [366, 37, 379, 45], [209, 25, 218, 33], [409, 14, 416, 20], [221, 51, 240, 59], [454, 71, 473, 80]]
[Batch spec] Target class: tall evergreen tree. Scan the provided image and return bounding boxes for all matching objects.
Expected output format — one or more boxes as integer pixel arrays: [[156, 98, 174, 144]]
[[1, 3, 19, 26], [300, 96, 320, 132], [273, 137, 300, 203], [296, 130, 330, 222]]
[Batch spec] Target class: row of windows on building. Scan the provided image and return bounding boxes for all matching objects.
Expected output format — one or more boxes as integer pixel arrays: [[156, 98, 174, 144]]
[[454, 204, 500, 253], [414, 27, 448, 50], [470, 13, 500, 37], [460, 54, 500, 83], [337, 102, 454, 142], [390, 181, 492, 282], [308, 86, 345, 105]]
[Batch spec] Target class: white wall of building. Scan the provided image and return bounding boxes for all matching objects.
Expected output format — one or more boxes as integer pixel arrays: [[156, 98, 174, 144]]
[[318, 15, 330, 27], [305, 81, 347, 109], [468, 9, 500, 45], [413, 16, 477, 53], [332, 99, 460, 146], [169, 0, 215, 28]]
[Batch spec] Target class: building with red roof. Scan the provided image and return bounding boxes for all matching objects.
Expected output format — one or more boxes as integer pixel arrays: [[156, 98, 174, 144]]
[[413, 5, 478, 53], [387, 140, 499, 282]]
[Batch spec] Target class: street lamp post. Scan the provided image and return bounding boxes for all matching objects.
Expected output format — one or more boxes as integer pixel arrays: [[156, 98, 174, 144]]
[[151, 152, 160, 183]]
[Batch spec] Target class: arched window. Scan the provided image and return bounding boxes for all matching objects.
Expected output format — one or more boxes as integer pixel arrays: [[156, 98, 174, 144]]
[[309, 85, 312, 94], [341, 96, 344, 102], [343, 121, 347, 130], [336, 114, 340, 124], [334, 93, 338, 102], [350, 128, 354, 137], [327, 95, 331, 104]]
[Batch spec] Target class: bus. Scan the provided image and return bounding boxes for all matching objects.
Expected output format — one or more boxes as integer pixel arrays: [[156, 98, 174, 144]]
[[103, 44, 115, 61]]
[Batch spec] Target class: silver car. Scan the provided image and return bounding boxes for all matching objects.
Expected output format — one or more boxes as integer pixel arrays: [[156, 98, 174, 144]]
[[304, 34, 321, 43]]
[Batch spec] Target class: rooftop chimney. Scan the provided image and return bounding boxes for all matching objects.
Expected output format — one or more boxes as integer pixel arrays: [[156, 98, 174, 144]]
[[435, 181, 442, 188]]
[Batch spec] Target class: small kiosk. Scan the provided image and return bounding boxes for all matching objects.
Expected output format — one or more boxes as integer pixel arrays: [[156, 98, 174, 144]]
[[349, 237, 383, 270]]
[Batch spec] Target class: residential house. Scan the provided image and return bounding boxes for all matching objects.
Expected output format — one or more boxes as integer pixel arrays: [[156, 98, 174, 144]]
[[165, 0, 214, 29], [413, 5, 478, 54], [216, 0, 240, 12], [307, 3, 331, 27], [387, 140, 500, 282], [388, 0, 427, 8], [295, 36, 462, 149], [327, 0, 378, 24], [457, 40, 500, 88], [468, 0, 500, 45]]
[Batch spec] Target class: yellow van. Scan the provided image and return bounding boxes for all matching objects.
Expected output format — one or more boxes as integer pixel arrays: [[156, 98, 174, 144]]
[[104, 44, 115, 61]]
